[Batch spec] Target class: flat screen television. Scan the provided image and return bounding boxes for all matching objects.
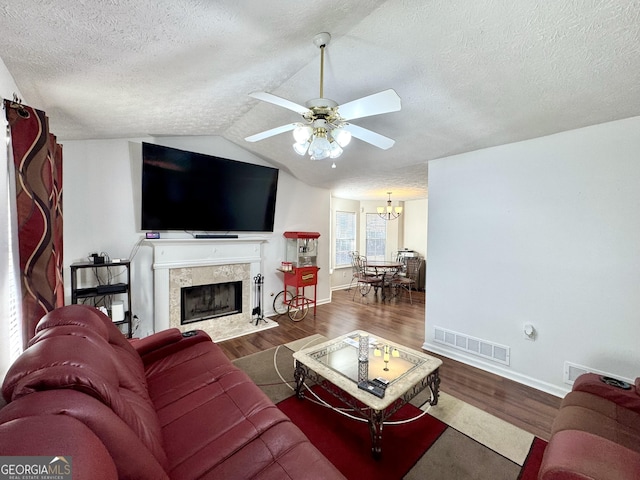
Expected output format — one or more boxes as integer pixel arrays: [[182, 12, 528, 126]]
[[141, 142, 279, 232]]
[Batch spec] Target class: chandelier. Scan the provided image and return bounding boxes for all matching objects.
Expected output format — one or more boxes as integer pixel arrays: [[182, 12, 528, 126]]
[[377, 192, 403, 220]]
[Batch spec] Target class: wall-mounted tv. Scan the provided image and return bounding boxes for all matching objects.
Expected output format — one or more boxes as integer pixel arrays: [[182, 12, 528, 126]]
[[141, 142, 279, 232]]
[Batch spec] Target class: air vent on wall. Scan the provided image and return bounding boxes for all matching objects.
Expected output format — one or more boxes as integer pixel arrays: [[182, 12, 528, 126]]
[[563, 362, 590, 385], [434, 326, 510, 366], [562, 361, 633, 386]]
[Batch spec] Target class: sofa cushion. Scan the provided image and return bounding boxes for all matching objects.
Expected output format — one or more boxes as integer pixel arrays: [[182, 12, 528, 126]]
[[3, 335, 121, 401], [158, 371, 344, 479], [142, 338, 344, 479], [146, 341, 279, 472], [144, 340, 238, 408], [192, 421, 347, 480], [33, 303, 110, 340], [35, 304, 147, 382]]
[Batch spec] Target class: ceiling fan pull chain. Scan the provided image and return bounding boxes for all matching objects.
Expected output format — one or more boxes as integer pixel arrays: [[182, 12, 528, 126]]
[[319, 44, 325, 99]]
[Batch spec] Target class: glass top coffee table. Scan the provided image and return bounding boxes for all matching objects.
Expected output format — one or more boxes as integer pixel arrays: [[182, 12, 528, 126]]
[[292, 330, 442, 458]]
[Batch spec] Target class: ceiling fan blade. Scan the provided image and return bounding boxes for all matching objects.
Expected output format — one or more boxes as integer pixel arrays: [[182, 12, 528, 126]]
[[245, 123, 297, 143], [342, 123, 395, 150], [249, 92, 312, 116], [338, 89, 401, 121]]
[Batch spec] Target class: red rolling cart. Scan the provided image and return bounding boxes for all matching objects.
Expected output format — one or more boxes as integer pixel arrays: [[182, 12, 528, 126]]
[[274, 232, 320, 321]]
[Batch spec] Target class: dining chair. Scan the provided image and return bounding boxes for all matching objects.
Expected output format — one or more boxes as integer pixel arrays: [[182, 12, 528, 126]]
[[352, 255, 383, 299], [347, 251, 361, 291], [390, 256, 422, 304], [394, 252, 408, 276]]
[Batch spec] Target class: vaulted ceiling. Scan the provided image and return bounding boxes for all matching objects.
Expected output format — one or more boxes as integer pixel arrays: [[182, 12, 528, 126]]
[[2, 1, 639, 200]]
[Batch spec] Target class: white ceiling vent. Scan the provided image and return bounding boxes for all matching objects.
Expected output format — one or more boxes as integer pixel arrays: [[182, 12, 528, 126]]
[[434, 326, 510, 366]]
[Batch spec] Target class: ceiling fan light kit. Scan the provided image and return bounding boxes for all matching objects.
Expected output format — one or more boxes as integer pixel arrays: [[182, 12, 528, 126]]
[[332, 127, 352, 148], [293, 125, 313, 144], [245, 32, 401, 164]]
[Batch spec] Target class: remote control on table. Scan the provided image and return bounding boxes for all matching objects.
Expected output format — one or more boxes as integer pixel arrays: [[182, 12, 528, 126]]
[[370, 377, 389, 389], [358, 380, 386, 398]]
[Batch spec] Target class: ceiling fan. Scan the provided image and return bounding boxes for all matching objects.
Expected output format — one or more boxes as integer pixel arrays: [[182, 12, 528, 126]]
[[244, 32, 401, 160]]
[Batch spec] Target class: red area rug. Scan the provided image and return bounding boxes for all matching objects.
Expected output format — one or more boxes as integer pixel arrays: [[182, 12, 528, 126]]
[[277, 387, 447, 479], [518, 437, 548, 480], [278, 386, 550, 480]]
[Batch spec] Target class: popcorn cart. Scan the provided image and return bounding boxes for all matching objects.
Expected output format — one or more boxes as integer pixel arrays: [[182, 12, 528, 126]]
[[274, 232, 320, 321]]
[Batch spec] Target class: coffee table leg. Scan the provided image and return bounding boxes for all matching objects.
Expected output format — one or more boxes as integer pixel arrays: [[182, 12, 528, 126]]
[[368, 411, 384, 459], [293, 361, 307, 399], [427, 369, 441, 405]]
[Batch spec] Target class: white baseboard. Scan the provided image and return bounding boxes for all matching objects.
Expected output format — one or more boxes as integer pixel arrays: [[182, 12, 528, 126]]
[[422, 340, 569, 398]]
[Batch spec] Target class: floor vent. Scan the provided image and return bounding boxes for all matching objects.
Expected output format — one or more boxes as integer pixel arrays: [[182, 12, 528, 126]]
[[433, 326, 510, 366]]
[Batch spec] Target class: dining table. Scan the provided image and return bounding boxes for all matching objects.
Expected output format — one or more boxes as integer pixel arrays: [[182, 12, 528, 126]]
[[365, 260, 404, 300]]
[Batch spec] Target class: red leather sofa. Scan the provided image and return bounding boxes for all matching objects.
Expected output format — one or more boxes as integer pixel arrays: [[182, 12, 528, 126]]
[[539, 373, 640, 480], [0, 305, 345, 479]]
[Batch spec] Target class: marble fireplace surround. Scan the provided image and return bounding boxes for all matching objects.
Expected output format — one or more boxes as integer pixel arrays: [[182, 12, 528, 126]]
[[148, 238, 277, 341]]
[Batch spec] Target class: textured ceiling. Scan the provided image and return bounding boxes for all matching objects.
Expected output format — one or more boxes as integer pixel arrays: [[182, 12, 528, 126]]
[[2, 0, 639, 201]]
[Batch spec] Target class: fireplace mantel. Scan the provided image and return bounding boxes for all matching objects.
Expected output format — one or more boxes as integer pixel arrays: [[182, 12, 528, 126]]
[[147, 238, 266, 270], [147, 238, 267, 337]]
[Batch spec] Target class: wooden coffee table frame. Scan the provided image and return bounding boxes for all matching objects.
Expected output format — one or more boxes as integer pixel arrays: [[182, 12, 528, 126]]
[[292, 333, 441, 459]]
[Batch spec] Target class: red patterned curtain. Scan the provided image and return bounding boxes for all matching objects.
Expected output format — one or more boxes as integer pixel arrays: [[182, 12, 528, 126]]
[[4, 99, 63, 346]]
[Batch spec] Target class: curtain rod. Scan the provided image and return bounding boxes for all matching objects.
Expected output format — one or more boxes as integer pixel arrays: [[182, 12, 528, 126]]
[[4, 94, 30, 119]]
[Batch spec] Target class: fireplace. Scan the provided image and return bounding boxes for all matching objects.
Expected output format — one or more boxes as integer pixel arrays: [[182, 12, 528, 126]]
[[181, 281, 242, 325], [148, 238, 277, 342]]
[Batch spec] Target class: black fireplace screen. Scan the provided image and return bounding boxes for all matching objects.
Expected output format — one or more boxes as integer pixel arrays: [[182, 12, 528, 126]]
[[181, 281, 242, 325]]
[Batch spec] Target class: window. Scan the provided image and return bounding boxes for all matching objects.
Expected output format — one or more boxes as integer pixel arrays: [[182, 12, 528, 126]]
[[365, 214, 386, 260], [6, 239, 21, 363], [335, 211, 356, 267], [2, 128, 23, 377]]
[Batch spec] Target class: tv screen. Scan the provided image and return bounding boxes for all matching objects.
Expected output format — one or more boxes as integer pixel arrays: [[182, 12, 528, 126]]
[[141, 142, 279, 232]]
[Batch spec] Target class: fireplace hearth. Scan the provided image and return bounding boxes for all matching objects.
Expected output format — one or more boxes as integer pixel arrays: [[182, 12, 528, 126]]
[[181, 281, 242, 325]]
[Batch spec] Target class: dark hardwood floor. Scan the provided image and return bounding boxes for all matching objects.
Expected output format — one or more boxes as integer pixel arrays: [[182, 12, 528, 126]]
[[218, 288, 562, 440]]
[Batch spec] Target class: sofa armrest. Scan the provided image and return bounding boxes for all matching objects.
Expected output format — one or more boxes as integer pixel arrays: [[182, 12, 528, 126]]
[[129, 329, 183, 356], [0, 415, 118, 480], [539, 429, 640, 480], [130, 329, 212, 365]]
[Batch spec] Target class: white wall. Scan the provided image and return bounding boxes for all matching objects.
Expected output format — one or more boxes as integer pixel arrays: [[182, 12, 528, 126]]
[[62, 136, 331, 337], [402, 198, 428, 257], [425, 116, 640, 396]]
